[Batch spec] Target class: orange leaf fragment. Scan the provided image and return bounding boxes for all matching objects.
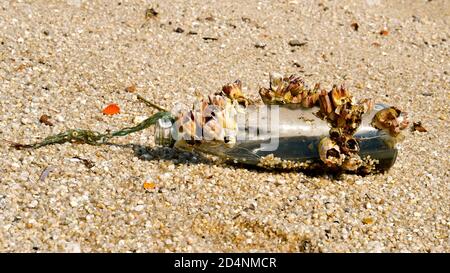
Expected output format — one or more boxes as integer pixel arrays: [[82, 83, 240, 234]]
[[102, 103, 120, 115], [143, 181, 156, 190]]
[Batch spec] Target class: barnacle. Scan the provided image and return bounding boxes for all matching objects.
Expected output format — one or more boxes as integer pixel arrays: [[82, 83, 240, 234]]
[[317, 85, 367, 132], [318, 89, 334, 115], [201, 117, 221, 141], [173, 83, 244, 146], [371, 107, 409, 137], [318, 137, 343, 167], [314, 83, 379, 170], [220, 80, 251, 107], [259, 73, 319, 107], [330, 84, 352, 107], [342, 136, 359, 154]]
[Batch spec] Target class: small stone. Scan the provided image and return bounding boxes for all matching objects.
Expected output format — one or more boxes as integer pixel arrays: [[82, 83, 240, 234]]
[[292, 61, 303, 68], [55, 115, 65, 122], [143, 181, 156, 191], [64, 242, 81, 253], [288, 39, 307, 47], [28, 200, 38, 208], [174, 27, 184, 33], [362, 217, 374, 225], [39, 114, 54, 126], [145, 8, 158, 19], [379, 29, 389, 36], [254, 41, 266, 49], [20, 117, 32, 125], [69, 198, 79, 208], [133, 115, 147, 124], [412, 122, 427, 132], [203, 37, 218, 41], [125, 84, 136, 93], [134, 204, 145, 212]]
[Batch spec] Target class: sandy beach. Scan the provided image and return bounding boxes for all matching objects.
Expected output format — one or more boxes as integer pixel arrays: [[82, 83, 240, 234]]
[[0, 0, 449, 252]]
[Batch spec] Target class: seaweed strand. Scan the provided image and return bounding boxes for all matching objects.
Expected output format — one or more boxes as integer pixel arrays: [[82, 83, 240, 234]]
[[8, 111, 173, 149]]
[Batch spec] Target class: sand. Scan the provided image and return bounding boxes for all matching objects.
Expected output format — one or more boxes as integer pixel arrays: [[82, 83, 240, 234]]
[[0, 0, 448, 252]]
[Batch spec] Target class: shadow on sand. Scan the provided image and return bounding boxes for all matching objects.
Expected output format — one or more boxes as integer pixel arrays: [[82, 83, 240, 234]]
[[106, 143, 336, 178]]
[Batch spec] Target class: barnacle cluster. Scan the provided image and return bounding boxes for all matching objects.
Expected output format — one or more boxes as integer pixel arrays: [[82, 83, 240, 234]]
[[257, 73, 409, 172], [371, 106, 409, 137], [315, 85, 375, 171], [257, 74, 379, 171], [173, 82, 251, 146], [173, 73, 408, 172], [220, 80, 252, 107], [259, 72, 320, 107]]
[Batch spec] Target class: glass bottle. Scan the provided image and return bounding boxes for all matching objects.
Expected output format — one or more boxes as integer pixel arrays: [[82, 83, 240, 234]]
[[155, 103, 399, 172]]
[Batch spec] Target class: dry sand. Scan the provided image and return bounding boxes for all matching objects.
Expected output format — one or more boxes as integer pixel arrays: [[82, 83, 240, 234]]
[[0, 0, 449, 252]]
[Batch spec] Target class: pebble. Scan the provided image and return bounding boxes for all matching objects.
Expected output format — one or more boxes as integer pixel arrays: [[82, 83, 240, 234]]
[[64, 242, 81, 253], [55, 115, 65, 122], [69, 198, 79, 208], [28, 200, 38, 208], [174, 27, 184, 33], [20, 117, 32, 125], [134, 205, 145, 212], [254, 42, 266, 49], [288, 39, 307, 47], [133, 115, 147, 124]]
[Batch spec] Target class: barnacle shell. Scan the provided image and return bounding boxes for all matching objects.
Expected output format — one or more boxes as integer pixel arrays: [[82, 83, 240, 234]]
[[259, 73, 320, 107], [371, 107, 409, 137], [299, 83, 319, 108], [174, 89, 240, 146], [330, 85, 352, 107], [359, 98, 374, 113], [269, 72, 284, 91], [318, 137, 343, 167], [341, 136, 360, 154], [318, 89, 333, 115], [221, 80, 251, 107], [203, 118, 224, 141]]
